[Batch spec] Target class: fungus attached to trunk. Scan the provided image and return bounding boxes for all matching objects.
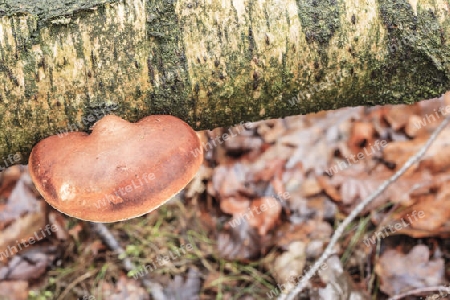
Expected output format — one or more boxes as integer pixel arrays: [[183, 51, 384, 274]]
[[28, 115, 203, 222]]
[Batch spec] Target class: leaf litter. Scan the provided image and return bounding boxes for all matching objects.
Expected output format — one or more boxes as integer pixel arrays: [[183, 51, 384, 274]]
[[2, 94, 450, 299]]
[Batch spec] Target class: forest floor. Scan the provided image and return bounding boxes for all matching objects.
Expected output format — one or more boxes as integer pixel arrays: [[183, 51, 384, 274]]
[[2, 95, 450, 300]]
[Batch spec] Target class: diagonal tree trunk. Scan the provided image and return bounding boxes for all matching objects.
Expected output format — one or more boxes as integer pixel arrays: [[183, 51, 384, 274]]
[[0, 0, 449, 164]]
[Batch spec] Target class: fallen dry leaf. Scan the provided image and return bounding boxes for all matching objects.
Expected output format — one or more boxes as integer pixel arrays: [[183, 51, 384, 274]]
[[347, 121, 376, 154], [217, 219, 261, 261], [246, 197, 282, 235], [0, 172, 47, 260], [271, 241, 306, 288], [47, 212, 69, 241], [383, 104, 420, 132], [257, 119, 287, 143], [385, 184, 450, 238], [318, 164, 433, 214], [101, 274, 150, 300], [163, 268, 201, 300], [251, 158, 286, 182], [310, 255, 370, 300], [209, 164, 254, 198], [300, 177, 322, 198], [220, 196, 251, 215], [0, 245, 57, 281], [375, 245, 444, 296], [383, 127, 450, 173], [274, 220, 332, 258], [0, 166, 22, 200], [0, 280, 28, 300], [405, 114, 426, 137], [282, 108, 361, 174]]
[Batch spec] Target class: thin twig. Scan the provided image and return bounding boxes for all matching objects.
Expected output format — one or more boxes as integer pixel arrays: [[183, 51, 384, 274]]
[[279, 114, 450, 300], [89, 222, 166, 300], [58, 271, 94, 300], [387, 286, 450, 300]]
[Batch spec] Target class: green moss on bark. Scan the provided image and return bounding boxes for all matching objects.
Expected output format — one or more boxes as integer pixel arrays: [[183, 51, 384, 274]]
[[0, 0, 113, 21], [368, 0, 449, 103], [144, 0, 192, 122], [296, 0, 341, 45]]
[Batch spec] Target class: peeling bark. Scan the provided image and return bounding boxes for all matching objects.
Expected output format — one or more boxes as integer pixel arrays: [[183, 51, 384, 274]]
[[0, 0, 449, 163]]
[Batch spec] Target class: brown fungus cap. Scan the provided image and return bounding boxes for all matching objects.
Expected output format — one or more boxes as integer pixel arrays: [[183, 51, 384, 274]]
[[28, 115, 203, 222]]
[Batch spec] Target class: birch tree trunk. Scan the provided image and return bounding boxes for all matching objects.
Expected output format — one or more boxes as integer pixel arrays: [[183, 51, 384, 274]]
[[0, 0, 449, 163]]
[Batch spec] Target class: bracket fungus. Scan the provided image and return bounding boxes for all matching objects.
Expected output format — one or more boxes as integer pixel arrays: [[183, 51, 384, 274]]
[[28, 115, 203, 222]]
